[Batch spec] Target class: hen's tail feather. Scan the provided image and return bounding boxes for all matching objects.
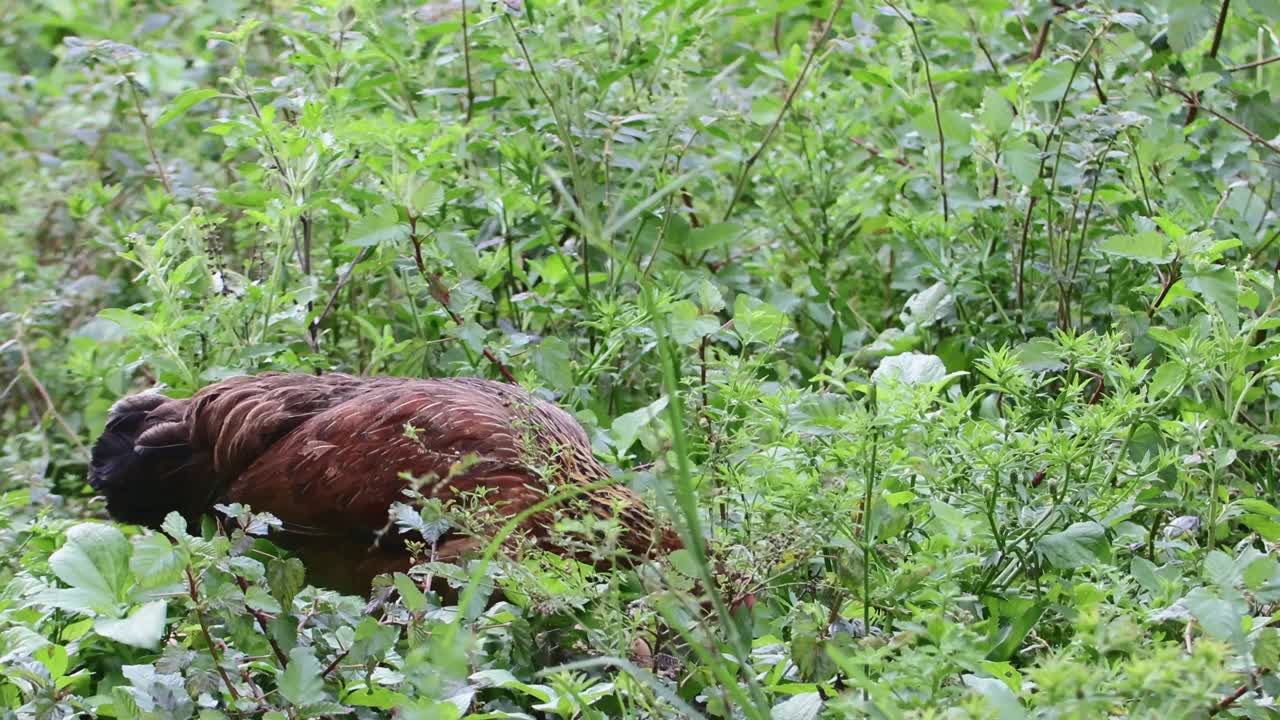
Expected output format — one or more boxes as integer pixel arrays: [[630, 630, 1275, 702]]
[[89, 394, 213, 529]]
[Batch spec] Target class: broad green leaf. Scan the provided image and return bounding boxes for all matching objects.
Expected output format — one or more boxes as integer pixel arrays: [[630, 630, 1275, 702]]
[[668, 300, 720, 345], [348, 204, 410, 247], [1167, 0, 1214, 53], [1002, 135, 1040, 186], [48, 524, 132, 613], [268, 557, 306, 610], [1185, 267, 1237, 320], [155, 88, 219, 127], [277, 646, 326, 706], [686, 223, 741, 253], [129, 534, 185, 589], [610, 395, 668, 454], [1184, 587, 1246, 651], [981, 87, 1014, 136], [733, 294, 789, 345], [1097, 233, 1172, 264], [1029, 63, 1074, 102], [95, 601, 167, 650], [531, 336, 573, 391], [1036, 522, 1110, 569]]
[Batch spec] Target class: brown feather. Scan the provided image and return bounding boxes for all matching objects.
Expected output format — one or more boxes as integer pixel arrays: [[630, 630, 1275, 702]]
[[90, 373, 682, 594]]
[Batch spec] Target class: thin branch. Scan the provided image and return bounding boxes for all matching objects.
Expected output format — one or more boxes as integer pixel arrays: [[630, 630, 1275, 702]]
[[232, 574, 290, 668], [722, 0, 844, 222], [408, 221, 518, 384], [1227, 54, 1280, 72], [888, 2, 949, 222], [186, 567, 241, 702], [125, 75, 173, 195], [13, 334, 88, 457], [1207, 0, 1231, 60], [1208, 618, 1278, 716], [461, 0, 475, 123], [1157, 78, 1280, 156]]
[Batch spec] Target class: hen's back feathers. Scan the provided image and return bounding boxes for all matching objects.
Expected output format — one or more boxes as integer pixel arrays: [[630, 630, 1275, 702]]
[[90, 373, 680, 593]]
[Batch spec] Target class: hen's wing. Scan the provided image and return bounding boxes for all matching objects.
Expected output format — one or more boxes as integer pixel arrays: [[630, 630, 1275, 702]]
[[225, 379, 549, 544]]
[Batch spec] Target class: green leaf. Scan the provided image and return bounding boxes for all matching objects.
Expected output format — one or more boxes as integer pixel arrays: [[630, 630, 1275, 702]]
[[155, 88, 219, 127], [668, 300, 720, 345], [1002, 135, 1040, 186], [1184, 587, 1246, 651], [268, 557, 306, 610], [685, 223, 741, 253], [348, 204, 410, 247], [437, 232, 480, 278], [129, 534, 184, 589], [393, 573, 428, 613], [1097, 232, 1173, 264], [245, 585, 283, 614], [48, 524, 132, 613], [95, 601, 167, 650], [1167, 0, 1215, 53], [411, 181, 444, 218], [733, 294, 789, 345], [1029, 63, 1073, 102], [277, 646, 326, 706], [1036, 522, 1110, 569], [981, 87, 1014, 136], [531, 336, 573, 391], [1184, 267, 1237, 319], [610, 395, 668, 454]]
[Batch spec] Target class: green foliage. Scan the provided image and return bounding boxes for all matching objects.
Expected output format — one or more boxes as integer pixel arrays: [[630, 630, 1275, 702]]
[[3, 0, 1280, 717]]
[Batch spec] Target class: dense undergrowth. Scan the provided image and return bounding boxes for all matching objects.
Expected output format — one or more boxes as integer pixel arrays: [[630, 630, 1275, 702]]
[[3, 0, 1280, 717]]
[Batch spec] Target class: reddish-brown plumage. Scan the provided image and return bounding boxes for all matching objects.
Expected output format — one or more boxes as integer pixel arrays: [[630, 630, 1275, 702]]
[[90, 373, 682, 593]]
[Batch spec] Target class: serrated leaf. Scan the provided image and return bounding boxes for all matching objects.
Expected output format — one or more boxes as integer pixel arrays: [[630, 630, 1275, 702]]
[[129, 534, 184, 589], [277, 646, 326, 706], [1097, 232, 1173, 264], [1002, 135, 1040, 186], [733, 294, 789, 345], [348, 204, 410, 247], [268, 558, 306, 610]]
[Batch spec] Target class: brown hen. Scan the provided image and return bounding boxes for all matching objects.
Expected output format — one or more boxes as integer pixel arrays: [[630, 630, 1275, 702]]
[[89, 373, 682, 593]]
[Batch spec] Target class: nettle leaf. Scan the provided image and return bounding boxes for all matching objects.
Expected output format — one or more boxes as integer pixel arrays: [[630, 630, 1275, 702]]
[[96, 601, 168, 650], [1097, 232, 1172, 264], [267, 558, 306, 610], [901, 281, 954, 328], [1036, 522, 1110, 569], [47, 524, 133, 613], [129, 534, 185, 589], [348, 204, 411, 247], [610, 395, 668, 454], [278, 646, 326, 706]]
